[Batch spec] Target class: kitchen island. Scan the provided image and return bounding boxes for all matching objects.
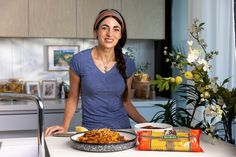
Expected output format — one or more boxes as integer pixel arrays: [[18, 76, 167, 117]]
[[45, 130, 236, 157]]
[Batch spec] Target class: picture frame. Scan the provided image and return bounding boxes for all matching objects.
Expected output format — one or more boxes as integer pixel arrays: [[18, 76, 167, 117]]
[[26, 81, 41, 97], [47, 45, 80, 71], [42, 80, 57, 99]]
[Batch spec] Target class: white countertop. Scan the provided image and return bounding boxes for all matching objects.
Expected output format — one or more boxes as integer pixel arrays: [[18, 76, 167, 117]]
[[0, 131, 235, 157], [0, 137, 38, 157], [45, 132, 236, 157]]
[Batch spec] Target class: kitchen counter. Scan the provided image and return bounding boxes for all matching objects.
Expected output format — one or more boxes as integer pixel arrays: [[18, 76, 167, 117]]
[[45, 131, 236, 157], [0, 130, 235, 157]]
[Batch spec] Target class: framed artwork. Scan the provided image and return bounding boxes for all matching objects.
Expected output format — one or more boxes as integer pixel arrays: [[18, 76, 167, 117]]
[[26, 81, 41, 97], [47, 45, 79, 71], [42, 80, 57, 99]]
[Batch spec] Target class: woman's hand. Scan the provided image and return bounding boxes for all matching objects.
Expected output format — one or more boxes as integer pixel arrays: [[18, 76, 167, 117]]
[[45, 125, 67, 137]]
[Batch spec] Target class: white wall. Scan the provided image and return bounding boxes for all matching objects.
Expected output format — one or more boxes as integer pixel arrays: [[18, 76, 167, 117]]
[[0, 38, 154, 82]]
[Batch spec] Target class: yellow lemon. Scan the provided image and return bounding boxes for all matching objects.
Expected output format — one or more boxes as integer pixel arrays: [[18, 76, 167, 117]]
[[175, 76, 183, 85], [184, 71, 193, 80], [75, 126, 88, 132], [204, 91, 210, 98], [193, 73, 201, 81], [169, 77, 176, 84], [196, 65, 203, 71]]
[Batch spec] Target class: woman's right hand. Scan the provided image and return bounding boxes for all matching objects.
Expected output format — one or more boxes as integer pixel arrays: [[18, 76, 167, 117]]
[[45, 125, 67, 137]]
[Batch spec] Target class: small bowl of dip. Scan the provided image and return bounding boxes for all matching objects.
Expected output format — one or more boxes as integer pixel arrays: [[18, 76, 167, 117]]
[[134, 122, 173, 133]]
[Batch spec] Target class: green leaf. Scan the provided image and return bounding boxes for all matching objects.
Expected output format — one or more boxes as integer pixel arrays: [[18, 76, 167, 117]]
[[222, 77, 231, 86], [199, 22, 205, 27]]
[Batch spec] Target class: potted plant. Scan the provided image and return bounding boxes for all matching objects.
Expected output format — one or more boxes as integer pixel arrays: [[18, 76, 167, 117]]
[[152, 19, 236, 144], [132, 62, 151, 99], [124, 47, 151, 99]]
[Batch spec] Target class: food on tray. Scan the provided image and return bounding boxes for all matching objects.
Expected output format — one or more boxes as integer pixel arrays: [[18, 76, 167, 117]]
[[137, 129, 203, 152], [76, 128, 128, 144]]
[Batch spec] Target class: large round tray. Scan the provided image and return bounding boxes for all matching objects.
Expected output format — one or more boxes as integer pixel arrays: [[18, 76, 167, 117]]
[[70, 130, 137, 152]]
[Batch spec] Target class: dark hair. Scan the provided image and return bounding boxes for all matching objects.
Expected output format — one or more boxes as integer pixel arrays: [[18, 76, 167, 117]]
[[94, 9, 128, 101]]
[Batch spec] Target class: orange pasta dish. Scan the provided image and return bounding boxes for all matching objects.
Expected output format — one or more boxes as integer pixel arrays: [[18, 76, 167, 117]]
[[76, 128, 128, 144]]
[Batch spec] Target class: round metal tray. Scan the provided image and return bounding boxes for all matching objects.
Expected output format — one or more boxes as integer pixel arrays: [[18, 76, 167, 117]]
[[70, 130, 137, 152]]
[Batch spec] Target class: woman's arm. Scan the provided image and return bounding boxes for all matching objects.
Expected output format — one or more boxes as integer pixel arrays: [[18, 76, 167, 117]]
[[45, 69, 80, 136], [123, 75, 147, 123], [62, 69, 80, 130]]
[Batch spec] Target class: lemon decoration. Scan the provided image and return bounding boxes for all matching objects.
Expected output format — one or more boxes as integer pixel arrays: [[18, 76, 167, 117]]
[[75, 126, 88, 132], [184, 71, 193, 80], [196, 65, 203, 71], [175, 76, 183, 85], [193, 73, 201, 81], [169, 77, 176, 84], [204, 91, 210, 98]]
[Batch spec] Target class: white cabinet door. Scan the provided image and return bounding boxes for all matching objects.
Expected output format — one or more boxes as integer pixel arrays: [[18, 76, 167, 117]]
[[0, 114, 37, 131], [29, 0, 77, 38], [77, 0, 121, 38], [0, 0, 28, 37], [0, 111, 82, 131], [121, 0, 165, 39]]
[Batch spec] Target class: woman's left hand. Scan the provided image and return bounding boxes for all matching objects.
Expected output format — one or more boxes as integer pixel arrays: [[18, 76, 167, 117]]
[[44, 125, 66, 137]]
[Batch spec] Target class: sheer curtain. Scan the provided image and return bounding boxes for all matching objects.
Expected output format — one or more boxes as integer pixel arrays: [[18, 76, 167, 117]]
[[188, 0, 236, 89]]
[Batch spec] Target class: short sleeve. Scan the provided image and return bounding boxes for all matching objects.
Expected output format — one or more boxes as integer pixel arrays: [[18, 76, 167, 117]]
[[69, 53, 81, 77], [125, 55, 136, 78]]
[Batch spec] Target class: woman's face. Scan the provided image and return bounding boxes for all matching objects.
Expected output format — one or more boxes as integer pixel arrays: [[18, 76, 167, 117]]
[[96, 17, 122, 49]]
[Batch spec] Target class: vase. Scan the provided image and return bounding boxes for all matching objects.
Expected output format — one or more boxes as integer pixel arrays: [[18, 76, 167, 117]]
[[132, 80, 150, 99]]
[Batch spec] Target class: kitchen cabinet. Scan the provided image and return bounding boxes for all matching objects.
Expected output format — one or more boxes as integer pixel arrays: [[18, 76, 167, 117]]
[[0, 0, 165, 39], [0, 0, 28, 37], [77, 0, 165, 39], [121, 0, 165, 39], [29, 0, 77, 38], [0, 100, 82, 132], [77, 0, 121, 38], [0, 110, 82, 132]]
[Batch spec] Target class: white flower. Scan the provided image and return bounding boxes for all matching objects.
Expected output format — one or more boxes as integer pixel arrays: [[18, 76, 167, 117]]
[[200, 98, 205, 102], [187, 48, 201, 63], [211, 105, 216, 111], [210, 111, 218, 117], [208, 77, 219, 93], [217, 97, 224, 106], [203, 64, 210, 72], [209, 84, 218, 93], [197, 59, 210, 72], [164, 50, 167, 55], [187, 40, 193, 46]]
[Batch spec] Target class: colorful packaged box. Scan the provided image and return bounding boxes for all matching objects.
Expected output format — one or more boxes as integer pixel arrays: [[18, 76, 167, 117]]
[[137, 128, 203, 152]]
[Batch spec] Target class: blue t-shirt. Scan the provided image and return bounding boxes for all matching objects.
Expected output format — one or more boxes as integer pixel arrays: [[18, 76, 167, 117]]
[[69, 48, 136, 130]]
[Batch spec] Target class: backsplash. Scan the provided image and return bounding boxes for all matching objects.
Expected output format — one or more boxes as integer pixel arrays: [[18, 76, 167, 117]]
[[0, 38, 154, 82]]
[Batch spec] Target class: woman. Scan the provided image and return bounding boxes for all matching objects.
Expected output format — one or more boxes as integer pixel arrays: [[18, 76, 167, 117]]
[[45, 9, 147, 136]]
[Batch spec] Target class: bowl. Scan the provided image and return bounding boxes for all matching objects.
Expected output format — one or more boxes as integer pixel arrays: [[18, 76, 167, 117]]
[[134, 122, 173, 133]]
